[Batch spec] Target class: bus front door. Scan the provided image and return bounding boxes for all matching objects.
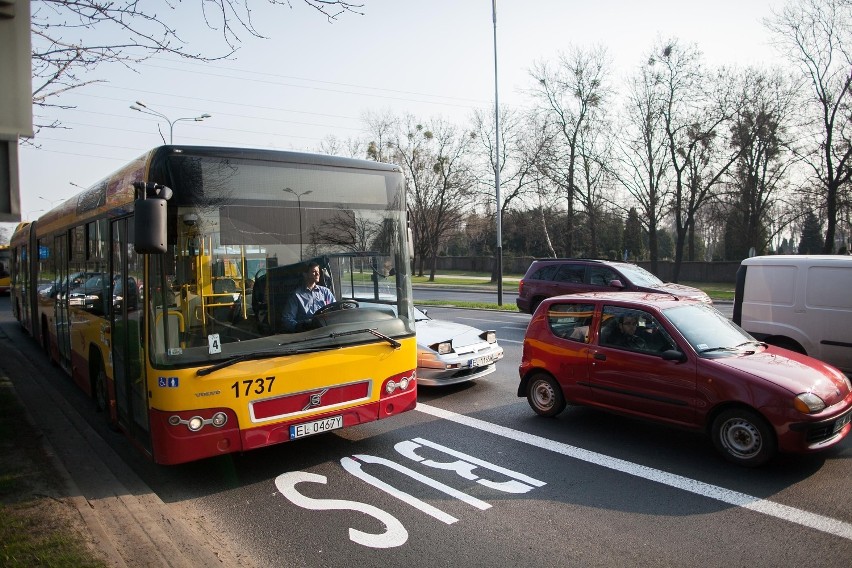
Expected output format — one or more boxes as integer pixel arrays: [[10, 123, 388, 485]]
[[54, 234, 72, 372], [111, 219, 151, 452]]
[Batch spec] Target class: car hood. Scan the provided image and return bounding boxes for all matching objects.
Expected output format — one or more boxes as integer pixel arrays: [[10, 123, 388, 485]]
[[416, 319, 490, 352], [643, 282, 712, 302], [711, 349, 849, 405]]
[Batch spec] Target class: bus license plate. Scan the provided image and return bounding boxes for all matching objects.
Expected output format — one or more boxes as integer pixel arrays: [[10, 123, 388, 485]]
[[290, 416, 343, 439]]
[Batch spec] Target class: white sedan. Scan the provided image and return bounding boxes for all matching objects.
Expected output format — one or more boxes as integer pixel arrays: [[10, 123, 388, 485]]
[[413, 307, 504, 386]]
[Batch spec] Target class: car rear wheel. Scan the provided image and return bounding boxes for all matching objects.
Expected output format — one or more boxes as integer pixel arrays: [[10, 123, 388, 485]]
[[527, 373, 566, 417], [711, 408, 776, 467]]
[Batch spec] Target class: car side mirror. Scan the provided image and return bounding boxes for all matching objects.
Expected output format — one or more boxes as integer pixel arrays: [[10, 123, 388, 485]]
[[609, 279, 624, 289], [661, 349, 687, 362]]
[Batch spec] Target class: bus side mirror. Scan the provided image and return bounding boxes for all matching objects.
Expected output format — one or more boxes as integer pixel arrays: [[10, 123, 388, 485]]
[[134, 198, 167, 253], [133, 182, 173, 254]]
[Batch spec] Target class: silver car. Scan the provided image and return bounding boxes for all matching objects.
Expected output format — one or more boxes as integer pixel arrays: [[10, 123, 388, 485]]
[[414, 307, 504, 386]]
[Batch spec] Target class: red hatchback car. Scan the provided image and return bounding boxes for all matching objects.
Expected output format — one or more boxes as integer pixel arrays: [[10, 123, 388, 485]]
[[518, 292, 852, 467]]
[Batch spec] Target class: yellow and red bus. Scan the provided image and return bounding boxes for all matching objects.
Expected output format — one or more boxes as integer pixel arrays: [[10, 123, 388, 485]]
[[10, 146, 417, 464]]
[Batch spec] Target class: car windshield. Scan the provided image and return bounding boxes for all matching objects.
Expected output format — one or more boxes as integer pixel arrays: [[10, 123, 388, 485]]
[[663, 304, 756, 354], [616, 264, 664, 287]]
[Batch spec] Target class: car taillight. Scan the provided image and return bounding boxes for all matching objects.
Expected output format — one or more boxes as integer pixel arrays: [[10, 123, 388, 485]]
[[518, 280, 524, 294]]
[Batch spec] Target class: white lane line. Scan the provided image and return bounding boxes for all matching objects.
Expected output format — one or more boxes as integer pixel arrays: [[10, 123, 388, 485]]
[[496, 338, 523, 344], [415, 403, 852, 541]]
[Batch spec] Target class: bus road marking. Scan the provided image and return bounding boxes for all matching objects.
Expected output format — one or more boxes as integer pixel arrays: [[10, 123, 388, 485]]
[[398, 438, 544, 493], [275, 437, 546, 548], [275, 471, 408, 549], [415, 403, 852, 542]]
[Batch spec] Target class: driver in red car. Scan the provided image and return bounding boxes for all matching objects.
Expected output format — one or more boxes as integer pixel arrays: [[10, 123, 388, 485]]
[[282, 261, 336, 332], [608, 312, 647, 350]]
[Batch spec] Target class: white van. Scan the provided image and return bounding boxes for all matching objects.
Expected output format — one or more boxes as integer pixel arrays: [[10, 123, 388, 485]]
[[733, 255, 852, 374]]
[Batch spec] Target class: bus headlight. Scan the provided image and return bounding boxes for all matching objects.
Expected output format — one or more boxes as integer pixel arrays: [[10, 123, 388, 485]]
[[384, 372, 415, 395], [168, 412, 229, 431]]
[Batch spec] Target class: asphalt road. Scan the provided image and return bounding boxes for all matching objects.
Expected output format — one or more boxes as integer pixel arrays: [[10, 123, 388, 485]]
[[2, 298, 847, 567]]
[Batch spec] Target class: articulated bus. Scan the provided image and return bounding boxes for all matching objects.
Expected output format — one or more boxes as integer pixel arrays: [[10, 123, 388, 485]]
[[10, 146, 417, 464]]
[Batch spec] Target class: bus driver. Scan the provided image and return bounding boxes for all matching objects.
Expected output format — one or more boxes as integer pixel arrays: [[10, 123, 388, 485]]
[[282, 262, 336, 332]]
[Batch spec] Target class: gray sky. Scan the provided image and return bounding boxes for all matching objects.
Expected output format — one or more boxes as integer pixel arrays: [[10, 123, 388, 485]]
[[11, 0, 786, 230]]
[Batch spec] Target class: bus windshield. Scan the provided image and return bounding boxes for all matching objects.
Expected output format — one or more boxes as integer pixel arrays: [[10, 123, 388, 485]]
[[147, 152, 414, 368]]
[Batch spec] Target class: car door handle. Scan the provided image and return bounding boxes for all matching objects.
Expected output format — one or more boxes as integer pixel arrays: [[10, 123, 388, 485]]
[[593, 353, 606, 361]]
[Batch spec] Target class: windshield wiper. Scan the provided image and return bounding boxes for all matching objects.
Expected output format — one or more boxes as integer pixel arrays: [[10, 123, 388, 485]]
[[698, 346, 739, 354], [330, 328, 401, 349], [735, 340, 767, 348], [700, 341, 765, 355], [196, 347, 322, 376], [197, 329, 402, 376]]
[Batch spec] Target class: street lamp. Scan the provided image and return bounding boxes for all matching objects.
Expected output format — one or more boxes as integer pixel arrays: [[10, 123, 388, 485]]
[[492, 0, 503, 306], [38, 195, 64, 207], [282, 187, 313, 260], [130, 101, 211, 144]]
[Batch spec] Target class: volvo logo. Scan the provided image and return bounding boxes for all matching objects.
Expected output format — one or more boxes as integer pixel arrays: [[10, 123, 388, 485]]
[[303, 388, 330, 411]]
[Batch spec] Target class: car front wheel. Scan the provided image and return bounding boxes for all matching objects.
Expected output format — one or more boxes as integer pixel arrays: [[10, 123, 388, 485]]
[[527, 373, 566, 417], [711, 408, 776, 467]]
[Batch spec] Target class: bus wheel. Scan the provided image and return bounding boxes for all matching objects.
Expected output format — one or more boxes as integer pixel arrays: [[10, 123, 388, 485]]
[[41, 322, 53, 363], [95, 365, 109, 413]]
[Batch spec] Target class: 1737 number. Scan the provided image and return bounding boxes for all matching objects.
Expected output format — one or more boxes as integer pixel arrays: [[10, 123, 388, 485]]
[[231, 377, 276, 398]]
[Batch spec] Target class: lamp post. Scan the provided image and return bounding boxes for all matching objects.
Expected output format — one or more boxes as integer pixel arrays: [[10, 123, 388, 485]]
[[130, 101, 211, 144], [282, 187, 313, 260], [492, 0, 503, 306]]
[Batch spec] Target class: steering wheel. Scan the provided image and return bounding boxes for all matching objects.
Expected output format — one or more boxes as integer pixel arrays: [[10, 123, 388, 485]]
[[314, 299, 360, 316]]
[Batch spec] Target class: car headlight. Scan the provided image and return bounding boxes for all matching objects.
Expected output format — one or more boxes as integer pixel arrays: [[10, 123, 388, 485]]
[[480, 330, 496, 344], [794, 392, 826, 414], [430, 341, 453, 355]]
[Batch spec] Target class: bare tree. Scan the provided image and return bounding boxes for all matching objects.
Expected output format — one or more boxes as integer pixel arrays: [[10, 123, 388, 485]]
[[363, 110, 399, 164], [653, 40, 740, 281], [470, 105, 546, 278], [724, 68, 799, 257], [575, 117, 614, 257], [318, 135, 365, 158], [390, 116, 473, 280], [611, 57, 671, 274], [528, 45, 612, 256], [766, 0, 852, 253], [30, 0, 363, 132]]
